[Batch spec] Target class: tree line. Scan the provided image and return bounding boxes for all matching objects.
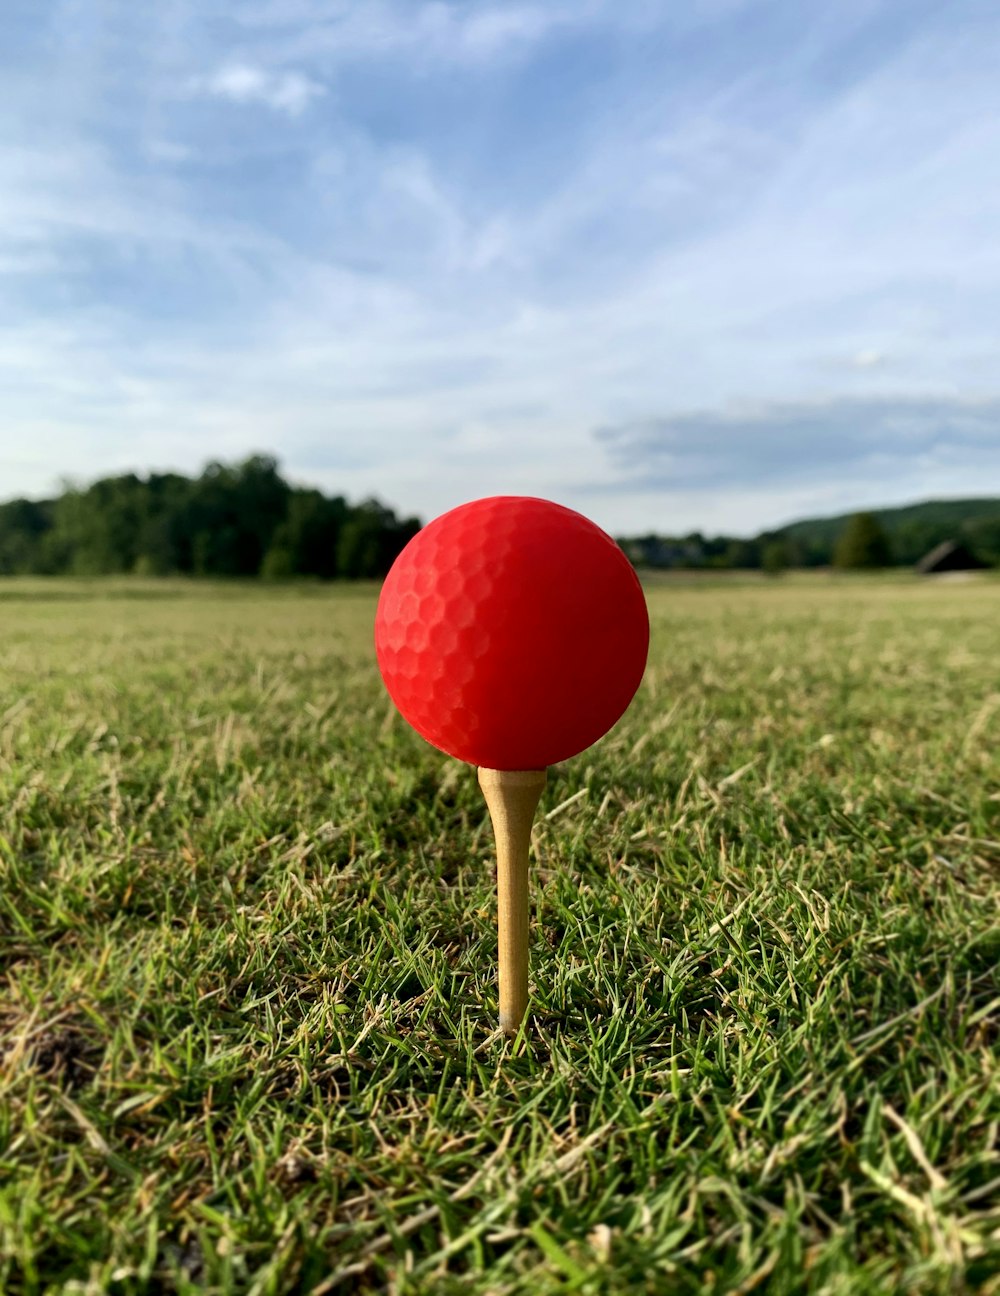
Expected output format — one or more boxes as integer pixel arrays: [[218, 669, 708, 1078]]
[[3, 461, 998, 578], [0, 456, 421, 579]]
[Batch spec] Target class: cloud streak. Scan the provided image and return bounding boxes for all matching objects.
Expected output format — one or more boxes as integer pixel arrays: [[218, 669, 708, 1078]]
[[237, 1, 602, 67], [595, 396, 1000, 490], [193, 63, 325, 115]]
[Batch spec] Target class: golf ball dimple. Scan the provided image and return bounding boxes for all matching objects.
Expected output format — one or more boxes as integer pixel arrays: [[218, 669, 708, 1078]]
[[375, 496, 650, 769]]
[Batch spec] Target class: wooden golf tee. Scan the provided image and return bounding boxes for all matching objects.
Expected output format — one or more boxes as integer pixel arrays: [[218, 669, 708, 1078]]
[[478, 767, 547, 1036]]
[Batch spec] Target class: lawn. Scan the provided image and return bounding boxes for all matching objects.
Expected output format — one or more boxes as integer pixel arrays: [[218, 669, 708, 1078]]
[[1, 575, 997, 1294]]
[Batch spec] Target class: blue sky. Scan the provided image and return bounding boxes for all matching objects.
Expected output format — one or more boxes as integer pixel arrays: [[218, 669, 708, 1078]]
[[2, 0, 999, 534]]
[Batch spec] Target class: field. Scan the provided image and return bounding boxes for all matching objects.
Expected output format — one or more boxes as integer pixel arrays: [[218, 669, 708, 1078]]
[[1, 575, 998, 1295]]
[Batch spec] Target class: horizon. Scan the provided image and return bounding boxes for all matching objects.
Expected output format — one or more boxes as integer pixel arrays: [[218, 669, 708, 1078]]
[[4, 1, 1000, 533], [4, 459, 997, 542]]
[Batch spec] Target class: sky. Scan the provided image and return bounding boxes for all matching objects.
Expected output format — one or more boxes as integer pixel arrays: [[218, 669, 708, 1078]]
[[2, 0, 1000, 536]]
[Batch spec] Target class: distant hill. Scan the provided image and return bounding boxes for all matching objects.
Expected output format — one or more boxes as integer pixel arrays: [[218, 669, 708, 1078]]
[[621, 496, 1000, 570], [770, 497, 1000, 567], [775, 497, 1000, 544]]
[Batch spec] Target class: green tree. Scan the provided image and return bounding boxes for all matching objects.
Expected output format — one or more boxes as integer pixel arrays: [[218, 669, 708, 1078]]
[[724, 538, 761, 570], [0, 499, 53, 574], [48, 474, 149, 574], [184, 456, 290, 575], [834, 513, 892, 569], [337, 499, 420, 579], [263, 491, 350, 579], [761, 540, 787, 576], [893, 520, 943, 566], [134, 473, 191, 574], [0, 457, 418, 580], [260, 545, 296, 578], [963, 516, 1000, 567]]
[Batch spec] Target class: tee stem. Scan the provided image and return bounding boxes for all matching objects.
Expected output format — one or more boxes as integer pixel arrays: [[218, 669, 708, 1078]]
[[477, 767, 547, 1036]]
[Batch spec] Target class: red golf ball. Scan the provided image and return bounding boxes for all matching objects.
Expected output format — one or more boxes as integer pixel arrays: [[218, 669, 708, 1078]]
[[375, 496, 649, 769]]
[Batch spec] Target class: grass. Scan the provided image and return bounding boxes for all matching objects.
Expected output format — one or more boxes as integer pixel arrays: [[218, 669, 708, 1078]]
[[0, 574, 997, 1295]]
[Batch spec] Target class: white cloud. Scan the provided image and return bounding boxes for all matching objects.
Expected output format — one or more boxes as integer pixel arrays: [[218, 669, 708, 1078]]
[[196, 63, 325, 115], [252, 0, 601, 68], [851, 349, 886, 369], [454, 6, 574, 56], [146, 140, 195, 165]]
